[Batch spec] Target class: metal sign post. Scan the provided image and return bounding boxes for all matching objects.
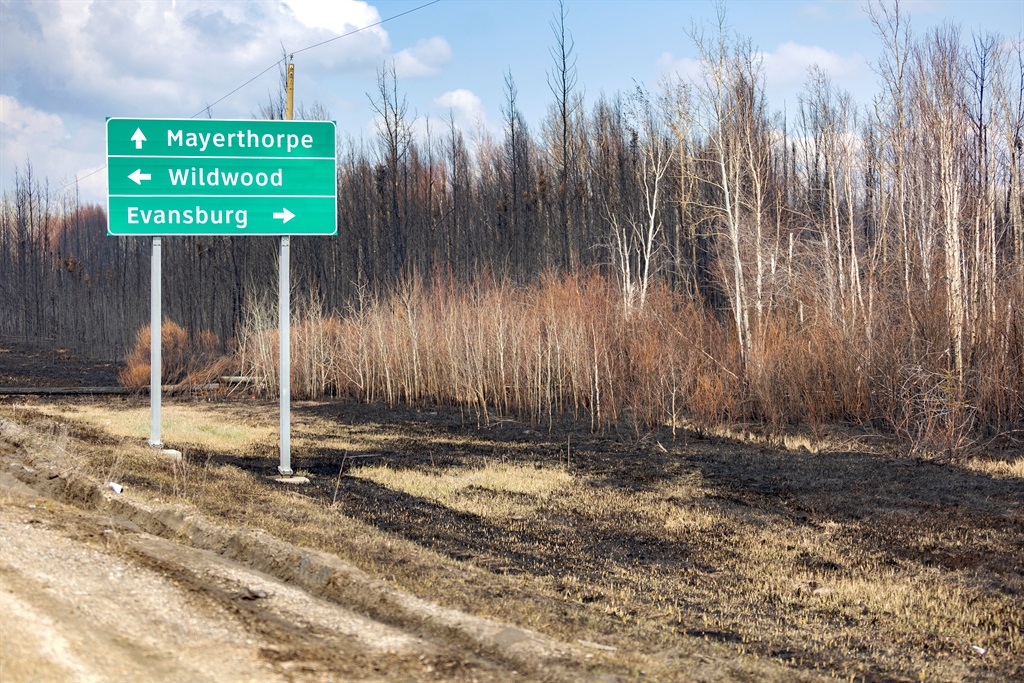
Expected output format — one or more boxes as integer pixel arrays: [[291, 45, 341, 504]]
[[278, 234, 291, 474], [149, 236, 162, 448], [278, 62, 295, 475]]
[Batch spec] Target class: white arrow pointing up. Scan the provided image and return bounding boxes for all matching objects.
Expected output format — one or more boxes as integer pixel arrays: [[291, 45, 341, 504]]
[[131, 128, 146, 150], [128, 169, 151, 185], [273, 208, 295, 224]]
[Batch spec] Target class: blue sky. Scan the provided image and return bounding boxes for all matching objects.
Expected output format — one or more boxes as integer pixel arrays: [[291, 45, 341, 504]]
[[1, 0, 1021, 204]]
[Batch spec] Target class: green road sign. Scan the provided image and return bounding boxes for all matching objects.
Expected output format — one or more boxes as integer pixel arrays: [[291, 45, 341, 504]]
[[106, 118, 337, 236]]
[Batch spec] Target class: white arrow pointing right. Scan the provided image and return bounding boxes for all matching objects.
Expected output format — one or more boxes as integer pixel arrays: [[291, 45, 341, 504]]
[[128, 169, 151, 185], [273, 208, 295, 224], [131, 128, 146, 150]]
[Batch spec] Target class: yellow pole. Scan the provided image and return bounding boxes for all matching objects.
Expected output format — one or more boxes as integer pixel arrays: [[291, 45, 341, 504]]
[[285, 61, 294, 121]]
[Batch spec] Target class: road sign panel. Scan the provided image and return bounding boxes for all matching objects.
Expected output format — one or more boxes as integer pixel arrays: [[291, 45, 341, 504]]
[[106, 118, 337, 236], [107, 157, 336, 196]]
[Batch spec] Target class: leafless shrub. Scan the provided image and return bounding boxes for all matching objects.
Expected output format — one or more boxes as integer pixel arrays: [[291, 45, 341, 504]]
[[226, 267, 1021, 443], [119, 319, 230, 392]]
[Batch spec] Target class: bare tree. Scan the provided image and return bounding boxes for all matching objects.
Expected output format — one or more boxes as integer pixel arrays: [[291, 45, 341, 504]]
[[912, 26, 970, 378], [546, 0, 583, 270], [369, 63, 413, 280], [688, 3, 755, 363], [502, 69, 534, 275], [993, 39, 1024, 290], [869, 0, 913, 311], [631, 87, 674, 310], [799, 68, 866, 328], [661, 75, 703, 297], [602, 87, 674, 311], [966, 33, 998, 335]]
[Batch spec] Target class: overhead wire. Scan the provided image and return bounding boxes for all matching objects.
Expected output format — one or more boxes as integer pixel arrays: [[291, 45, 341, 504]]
[[291, 0, 440, 58], [56, 0, 442, 197], [189, 60, 285, 120]]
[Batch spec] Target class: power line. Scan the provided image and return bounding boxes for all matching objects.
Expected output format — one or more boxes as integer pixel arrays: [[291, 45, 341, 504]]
[[55, 0, 442, 198], [190, 60, 285, 119], [57, 166, 105, 197], [191, 0, 440, 119], [293, 0, 440, 58]]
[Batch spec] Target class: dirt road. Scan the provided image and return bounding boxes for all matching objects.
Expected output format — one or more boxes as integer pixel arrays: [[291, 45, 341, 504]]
[[0, 456, 572, 682]]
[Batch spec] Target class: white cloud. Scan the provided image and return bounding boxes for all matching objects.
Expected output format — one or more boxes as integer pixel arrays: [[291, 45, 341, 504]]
[[656, 51, 702, 82], [655, 43, 869, 117], [758, 42, 866, 92], [434, 89, 487, 129], [0, 94, 68, 147], [393, 37, 452, 79], [0, 95, 101, 199], [281, 0, 390, 73], [284, 0, 382, 36], [657, 42, 866, 91], [0, 0, 394, 121]]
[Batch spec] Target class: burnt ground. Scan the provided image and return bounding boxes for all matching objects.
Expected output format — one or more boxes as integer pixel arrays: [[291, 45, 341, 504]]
[[2, 342, 1022, 681], [205, 401, 1024, 586], [0, 340, 120, 387], [143, 397, 1024, 682]]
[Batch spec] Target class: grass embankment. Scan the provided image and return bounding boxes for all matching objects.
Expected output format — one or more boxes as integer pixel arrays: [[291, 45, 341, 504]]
[[6, 398, 1021, 682]]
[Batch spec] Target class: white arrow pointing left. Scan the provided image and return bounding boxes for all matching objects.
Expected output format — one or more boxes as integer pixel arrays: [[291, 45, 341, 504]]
[[128, 169, 152, 185], [273, 208, 295, 224]]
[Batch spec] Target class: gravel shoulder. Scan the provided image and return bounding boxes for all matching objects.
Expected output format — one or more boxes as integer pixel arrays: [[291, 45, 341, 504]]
[[0, 444, 575, 682]]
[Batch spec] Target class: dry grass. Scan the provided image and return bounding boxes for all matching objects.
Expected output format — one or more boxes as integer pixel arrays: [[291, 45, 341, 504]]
[[964, 455, 1024, 479], [5, 397, 1020, 682], [353, 461, 573, 520], [32, 403, 275, 452]]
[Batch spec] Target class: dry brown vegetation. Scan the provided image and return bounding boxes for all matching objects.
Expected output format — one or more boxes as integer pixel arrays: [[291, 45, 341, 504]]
[[3, 397, 1020, 682], [220, 271, 1024, 456], [119, 318, 233, 391]]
